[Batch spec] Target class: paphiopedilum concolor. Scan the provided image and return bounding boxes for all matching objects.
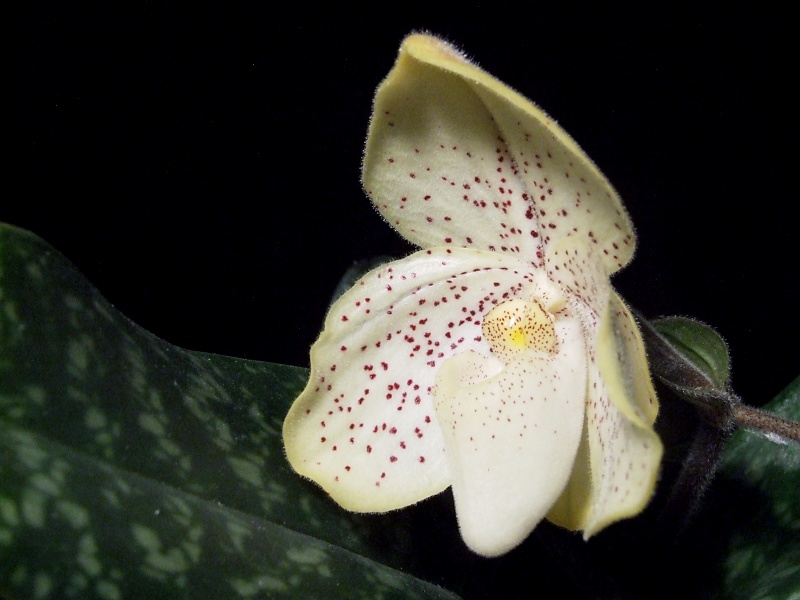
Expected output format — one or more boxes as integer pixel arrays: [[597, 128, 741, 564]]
[[283, 33, 662, 557]]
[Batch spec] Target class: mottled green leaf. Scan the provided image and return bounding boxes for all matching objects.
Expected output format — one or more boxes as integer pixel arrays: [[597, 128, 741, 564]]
[[715, 375, 800, 600], [0, 223, 460, 600]]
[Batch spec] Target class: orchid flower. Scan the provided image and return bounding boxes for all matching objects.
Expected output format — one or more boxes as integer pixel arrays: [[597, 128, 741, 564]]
[[283, 33, 662, 557]]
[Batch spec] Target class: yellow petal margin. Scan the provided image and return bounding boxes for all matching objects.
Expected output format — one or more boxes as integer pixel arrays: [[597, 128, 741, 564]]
[[583, 294, 662, 536]]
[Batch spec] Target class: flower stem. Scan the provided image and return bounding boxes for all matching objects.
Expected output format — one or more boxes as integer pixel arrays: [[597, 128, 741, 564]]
[[732, 404, 800, 444]]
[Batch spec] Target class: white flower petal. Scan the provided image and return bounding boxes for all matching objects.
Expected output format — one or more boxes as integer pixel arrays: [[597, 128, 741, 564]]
[[545, 235, 611, 331], [544, 235, 661, 533], [363, 40, 542, 263], [433, 317, 587, 556], [364, 33, 635, 273], [283, 247, 540, 511], [583, 293, 662, 536], [469, 85, 635, 273]]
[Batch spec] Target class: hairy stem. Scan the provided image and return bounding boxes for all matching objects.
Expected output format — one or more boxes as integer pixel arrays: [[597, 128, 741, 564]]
[[732, 403, 800, 444]]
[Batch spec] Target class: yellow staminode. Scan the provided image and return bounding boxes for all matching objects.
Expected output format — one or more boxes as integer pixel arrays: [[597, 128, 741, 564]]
[[483, 299, 556, 362]]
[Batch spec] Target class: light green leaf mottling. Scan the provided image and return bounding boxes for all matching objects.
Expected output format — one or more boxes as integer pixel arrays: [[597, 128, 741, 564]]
[[95, 580, 122, 600], [21, 488, 47, 528], [0, 497, 20, 527], [228, 456, 264, 488], [30, 473, 61, 497], [231, 575, 289, 595], [32, 572, 53, 600], [138, 413, 166, 437], [56, 500, 90, 529], [77, 532, 103, 577], [132, 524, 162, 552], [85, 406, 107, 429]]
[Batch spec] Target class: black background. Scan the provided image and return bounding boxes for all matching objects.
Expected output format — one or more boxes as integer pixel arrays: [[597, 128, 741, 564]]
[[10, 4, 798, 407]]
